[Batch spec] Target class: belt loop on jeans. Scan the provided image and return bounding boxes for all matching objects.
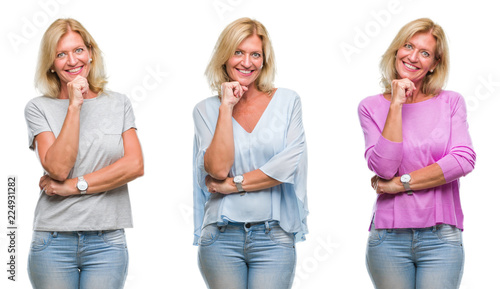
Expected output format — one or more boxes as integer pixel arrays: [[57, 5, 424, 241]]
[[264, 221, 270, 234], [97, 231, 103, 237], [218, 225, 226, 233], [386, 229, 392, 233], [432, 226, 437, 233], [51, 232, 58, 238]]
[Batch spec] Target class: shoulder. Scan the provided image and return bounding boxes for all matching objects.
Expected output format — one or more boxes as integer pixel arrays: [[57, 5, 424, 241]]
[[24, 95, 55, 115], [100, 90, 130, 103], [435, 90, 467, 108], [359, 93, 384, 106], [435, 90, 464, 102], [193, 95, 220, 114], [275, 87, 300, 101], [273, 88, 302, 109], [358, 93, 385, 113], [25, 95, 53, 106]]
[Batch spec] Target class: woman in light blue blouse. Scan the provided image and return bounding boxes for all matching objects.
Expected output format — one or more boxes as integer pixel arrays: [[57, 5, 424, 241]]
[[192, 17, 308, 289]]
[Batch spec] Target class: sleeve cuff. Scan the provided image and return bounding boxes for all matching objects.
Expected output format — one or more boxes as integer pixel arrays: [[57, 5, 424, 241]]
[[436, 155, 464, 183]]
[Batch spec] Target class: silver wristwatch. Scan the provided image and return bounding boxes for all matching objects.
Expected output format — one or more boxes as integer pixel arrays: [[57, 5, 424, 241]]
[[233, 175, 245, 193], [400, 174, 413, 195], [76, 176, 88, 195]]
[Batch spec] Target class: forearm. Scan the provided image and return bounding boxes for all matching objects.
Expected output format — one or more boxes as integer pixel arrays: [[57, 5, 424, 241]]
[[377, 163, 446, 194], [41, 105, 81, 180], [406, 163, 446, 191], [381, 103, 403, 142], [80, 154, 144, 194], [240, 169, 282, 192], [206, 169, 282, 195], [204, 104, 235, 179]]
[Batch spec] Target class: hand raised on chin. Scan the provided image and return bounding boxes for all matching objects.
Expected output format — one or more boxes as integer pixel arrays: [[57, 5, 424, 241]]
[[67, 75, 89, 108], [390, 78, 416, 105], [220, 81, 248, 108]]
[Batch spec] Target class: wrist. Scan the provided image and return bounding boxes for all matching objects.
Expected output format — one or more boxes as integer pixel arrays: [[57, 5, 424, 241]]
[[233, 175, 246, 195], [399, 174, 413, 195], [68, 102, 82, 112], [66, 178, 79, 195], [219, 102, 235, 112], [76, 176, 89, 195]]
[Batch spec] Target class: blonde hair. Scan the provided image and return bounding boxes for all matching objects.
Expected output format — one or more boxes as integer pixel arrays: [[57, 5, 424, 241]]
[[35, 18, 107, 98], [380, 18, 449, 95], [205, 17, 276, 95]]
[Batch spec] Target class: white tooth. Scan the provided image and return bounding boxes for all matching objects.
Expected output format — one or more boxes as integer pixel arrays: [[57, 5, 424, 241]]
[[238, 69, 251, 74], [404, 62, 417, 69], [68, 67, 82, 73]]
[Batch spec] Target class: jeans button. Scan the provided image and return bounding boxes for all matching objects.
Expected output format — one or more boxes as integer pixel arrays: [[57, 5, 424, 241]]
[[245, 223, 251, 228]]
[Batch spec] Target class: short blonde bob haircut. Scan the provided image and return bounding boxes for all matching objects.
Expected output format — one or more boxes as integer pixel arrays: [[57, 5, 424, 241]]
[[35, 18, 107, 98], [205, 17, 276, 95], [380, 18, 449, 96]]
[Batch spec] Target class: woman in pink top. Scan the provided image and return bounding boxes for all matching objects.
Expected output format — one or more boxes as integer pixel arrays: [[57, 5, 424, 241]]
[[358, 18, 475, 289]]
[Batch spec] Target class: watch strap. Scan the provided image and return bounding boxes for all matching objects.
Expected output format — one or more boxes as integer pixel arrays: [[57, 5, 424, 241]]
[[235, 181, 244, 192]]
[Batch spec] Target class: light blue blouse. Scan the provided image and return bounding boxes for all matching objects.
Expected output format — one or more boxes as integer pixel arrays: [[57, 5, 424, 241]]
[[192, 88, 308, 245]]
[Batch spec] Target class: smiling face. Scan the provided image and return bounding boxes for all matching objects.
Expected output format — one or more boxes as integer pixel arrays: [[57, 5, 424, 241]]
[[225, 34, 264, 87], [52, 30, 92, 87], [395, 32, 439, 89]]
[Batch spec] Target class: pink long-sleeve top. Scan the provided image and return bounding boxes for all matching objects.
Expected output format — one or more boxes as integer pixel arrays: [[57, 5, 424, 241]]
[[358, 90, 476, 229]]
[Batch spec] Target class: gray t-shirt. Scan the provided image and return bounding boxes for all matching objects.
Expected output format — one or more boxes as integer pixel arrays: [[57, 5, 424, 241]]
[[24, 91, 135, 231]]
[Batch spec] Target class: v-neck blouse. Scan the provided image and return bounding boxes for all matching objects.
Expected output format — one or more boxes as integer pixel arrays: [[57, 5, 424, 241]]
[[192, 88, 308, 244]]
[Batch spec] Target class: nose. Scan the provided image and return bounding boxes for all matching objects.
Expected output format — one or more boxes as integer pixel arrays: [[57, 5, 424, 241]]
[[67, 53, 78, 66], [408, 50, 418, 62], [241, 54, 251, 68]]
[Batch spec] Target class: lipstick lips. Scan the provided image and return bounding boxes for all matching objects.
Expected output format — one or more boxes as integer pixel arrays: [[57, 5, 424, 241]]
[[236, 68, 254, 76], [65, 65, 84, 75], [402, 61, 419, 71]]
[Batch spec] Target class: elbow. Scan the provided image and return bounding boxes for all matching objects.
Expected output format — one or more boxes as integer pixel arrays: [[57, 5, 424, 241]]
[[461, 156, 476, 176], [204, 160, 230, 180], [44, 167, 70, 182], [208, 169, 230, 180], [51, 173, 68, 182], [377, 171, 397, 180], [367, 161, 399, 180], [456, 148, 476, 176], [133, 158, 144, 179]]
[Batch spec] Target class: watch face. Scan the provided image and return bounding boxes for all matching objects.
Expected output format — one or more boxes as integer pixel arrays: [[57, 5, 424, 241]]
[[401, 174, 411, 183], [234, 176, 243, 183], [77, 181, 88, 190]]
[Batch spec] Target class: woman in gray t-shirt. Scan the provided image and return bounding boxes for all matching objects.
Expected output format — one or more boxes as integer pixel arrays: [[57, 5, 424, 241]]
[[24, 18, 144, 289]]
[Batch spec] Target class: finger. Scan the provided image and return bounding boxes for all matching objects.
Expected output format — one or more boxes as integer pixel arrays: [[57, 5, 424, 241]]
[[370, 176, 377, 188], [39, 176, 48, 189]]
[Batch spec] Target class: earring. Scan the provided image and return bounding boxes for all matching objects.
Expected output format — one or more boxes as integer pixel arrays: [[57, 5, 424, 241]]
[[89, 58, 93, 63], [430, 69, 434, 73], [50, 69, 54, 73]]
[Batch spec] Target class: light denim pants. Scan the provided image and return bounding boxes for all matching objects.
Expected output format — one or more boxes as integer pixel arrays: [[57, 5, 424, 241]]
[[28, 229, 129, 289], [198, 221, 296, 289], [366, 223, 464, 289]]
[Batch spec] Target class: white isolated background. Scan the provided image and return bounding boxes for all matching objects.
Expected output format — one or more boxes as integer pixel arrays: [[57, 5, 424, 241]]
[[0, 0, 497, 288]]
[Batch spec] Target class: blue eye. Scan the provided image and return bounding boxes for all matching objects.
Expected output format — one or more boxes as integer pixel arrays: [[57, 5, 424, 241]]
[[76, 48, 84, 53], [421, 51, 430, 57], [235, 51, 243, 55], [56, 52, 66, 58], [252, 52, 261, 58], [404, 43, 413, 49]]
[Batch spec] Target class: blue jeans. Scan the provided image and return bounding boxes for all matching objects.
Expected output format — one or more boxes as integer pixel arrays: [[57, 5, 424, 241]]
[[366, 224, 464, 289], [198, 221, 296, 289], [28, 230, 129, 289]]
